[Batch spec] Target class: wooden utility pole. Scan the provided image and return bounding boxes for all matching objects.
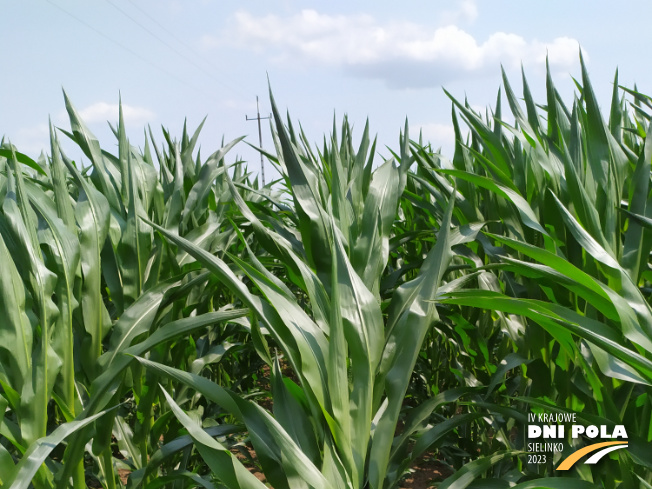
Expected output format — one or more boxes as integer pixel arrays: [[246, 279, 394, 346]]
[[246, 96, 271, 185]]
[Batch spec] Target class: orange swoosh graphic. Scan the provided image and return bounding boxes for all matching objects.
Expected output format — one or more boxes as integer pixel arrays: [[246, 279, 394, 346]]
[[557, 441, 628, 470]]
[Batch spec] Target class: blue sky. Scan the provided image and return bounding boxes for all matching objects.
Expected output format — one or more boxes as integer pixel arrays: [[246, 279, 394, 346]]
[[2, 1, 650, 181]]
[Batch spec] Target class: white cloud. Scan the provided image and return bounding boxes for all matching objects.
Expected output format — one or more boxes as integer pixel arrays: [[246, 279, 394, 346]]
[[78, 102, 155, 124], [440, 0, 478, 25], [207, 9, 584, 89], [414, 122, 456, 147], [4, 123, 50, 156], [3, 103, 155, 158]]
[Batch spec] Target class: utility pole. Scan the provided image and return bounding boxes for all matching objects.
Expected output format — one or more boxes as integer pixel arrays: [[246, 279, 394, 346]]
[[246, 96, 271, 186]]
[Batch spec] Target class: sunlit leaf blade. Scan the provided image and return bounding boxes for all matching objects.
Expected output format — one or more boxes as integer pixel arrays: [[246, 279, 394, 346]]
[[8, 408, 115, 489]]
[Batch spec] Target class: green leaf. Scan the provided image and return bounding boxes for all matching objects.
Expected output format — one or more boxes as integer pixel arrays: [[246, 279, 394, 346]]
[[441, 290, 652, 384], [57, 309, 248, 486], [438, 169, 548, 236], [136, 358, 333, 489], [369, 195, 456, 489], [510, 479, 598, 489], [0, 149, 47, 176], [8, 408, 116, 489], [59, 149, 112, 374], [0, 233, 33, 415], [159, 388, 267, 489], [438, 451, 521, 489]]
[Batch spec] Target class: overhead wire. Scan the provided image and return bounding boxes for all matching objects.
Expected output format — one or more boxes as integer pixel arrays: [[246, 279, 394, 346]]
[[104, 0, 247, 97], [125, 0, 217, 70], [43, 0, 267, 173], [44, 0, 189, 90], [43, 0, 240, 102]]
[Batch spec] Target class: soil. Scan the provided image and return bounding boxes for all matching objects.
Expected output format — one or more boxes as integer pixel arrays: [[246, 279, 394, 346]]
[[86, 469, 131, 487], [118, 469, 130, 485], [400, 456, 453, 488], [232, 444, 268, 484]]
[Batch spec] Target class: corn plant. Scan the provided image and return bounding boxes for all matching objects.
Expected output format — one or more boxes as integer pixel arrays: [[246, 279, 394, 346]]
[[4, 57, 652, 489], [123, 88, 511, 489], [0, 95, 262, 488], [410, 56, 652, 487]]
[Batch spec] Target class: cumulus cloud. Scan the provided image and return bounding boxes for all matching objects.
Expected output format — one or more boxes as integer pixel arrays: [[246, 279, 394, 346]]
[[4, 103, 155, 157], [440, 0, 479, 25], [206, 9, 583, 89], [414, 122, 456, 147], [78, 102, 155, 124], [4, 123, 50, 156]]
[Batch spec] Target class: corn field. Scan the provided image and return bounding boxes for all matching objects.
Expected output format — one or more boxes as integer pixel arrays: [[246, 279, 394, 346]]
[[1, 58, 652, 489]]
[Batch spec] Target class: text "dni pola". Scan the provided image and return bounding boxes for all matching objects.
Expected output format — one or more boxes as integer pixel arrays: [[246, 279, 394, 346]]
[[528, 413, 628, 439]]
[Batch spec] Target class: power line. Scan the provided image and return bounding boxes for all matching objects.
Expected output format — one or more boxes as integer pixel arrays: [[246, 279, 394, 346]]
[[104, 0, 246, 97], [125, 0, 212, 65], [45, 0, 188, 89], [44, 0, 270, 181], [124, 0, 248, 98]]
